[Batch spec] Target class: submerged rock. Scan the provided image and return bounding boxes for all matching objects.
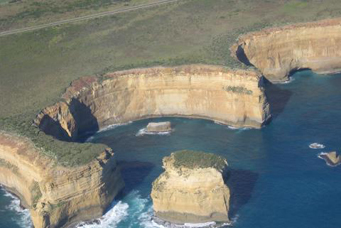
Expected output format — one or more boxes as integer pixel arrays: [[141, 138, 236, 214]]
[[151, 150, 230, 224], [318, 151, 341, 167], [146, 122, 172, 133]]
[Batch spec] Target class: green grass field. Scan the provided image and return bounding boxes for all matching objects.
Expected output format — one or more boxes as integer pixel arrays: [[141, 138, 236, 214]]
[[1, 0, 341, 166]]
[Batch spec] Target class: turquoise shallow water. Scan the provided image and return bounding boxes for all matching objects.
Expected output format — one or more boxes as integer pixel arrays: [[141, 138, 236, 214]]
[[1, 71, 341, 228]]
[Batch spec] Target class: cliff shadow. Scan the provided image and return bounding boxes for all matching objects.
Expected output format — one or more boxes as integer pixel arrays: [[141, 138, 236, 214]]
[[116, 161, 155, 198], [38, 115, 72, 141], [69, 98, 99, 140], [226, 169, 259, 219], [264, 78, 292, 120], [235, 45, 254, 66]]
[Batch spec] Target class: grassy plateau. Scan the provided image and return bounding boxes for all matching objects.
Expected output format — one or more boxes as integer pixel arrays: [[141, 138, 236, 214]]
[[1, 0, 341, 166]]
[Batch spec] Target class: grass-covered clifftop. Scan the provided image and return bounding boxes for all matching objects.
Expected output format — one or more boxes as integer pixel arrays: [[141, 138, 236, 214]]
[[172, 150, 227, 170], [1, 0, 341, 166]]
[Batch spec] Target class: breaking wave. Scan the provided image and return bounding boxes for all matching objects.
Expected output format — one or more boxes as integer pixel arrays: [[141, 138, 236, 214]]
[[85, 122, 133, 142], [2, 188, 32, 228], [140, 206, 235, 228], [76, 201, 129, 228], [276, 77, 295, 84], [99, 121, 133, 133], [136, 128, 172, 137]]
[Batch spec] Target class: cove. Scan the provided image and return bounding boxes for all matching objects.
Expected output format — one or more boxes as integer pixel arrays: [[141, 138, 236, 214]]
[[1, 70, 341, 227], [71, 70, 341, 227]]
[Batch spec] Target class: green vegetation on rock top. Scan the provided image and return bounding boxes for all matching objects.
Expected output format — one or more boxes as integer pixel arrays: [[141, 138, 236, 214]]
[[171, 150, 227, 170]]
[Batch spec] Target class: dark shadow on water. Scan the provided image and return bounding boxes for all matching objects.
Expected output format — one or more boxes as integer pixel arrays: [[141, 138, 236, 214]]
[[264, 78, 292, 120], [116, 161, 155, 199], [227, 169, 259, 219], [288, 67, 312, 77]]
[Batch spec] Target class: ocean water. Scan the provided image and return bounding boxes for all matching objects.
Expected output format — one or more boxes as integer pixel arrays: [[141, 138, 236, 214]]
[[1, 70, 341, 228]]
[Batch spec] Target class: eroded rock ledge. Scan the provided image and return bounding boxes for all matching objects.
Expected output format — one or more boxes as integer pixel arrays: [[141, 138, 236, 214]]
[[151, 150, 230, 224], [0, 132, 124, 228], [35, 64, 271, 142], [231, 18, 341, 82]]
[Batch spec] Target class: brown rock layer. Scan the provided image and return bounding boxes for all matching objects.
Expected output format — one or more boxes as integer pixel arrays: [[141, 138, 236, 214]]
[[231, 19, 341, 82], [34, 65, 271, 141], [0, 132, 124, 228]]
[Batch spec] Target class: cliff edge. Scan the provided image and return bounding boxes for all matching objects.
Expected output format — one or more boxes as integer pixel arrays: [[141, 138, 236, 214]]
[[0, 132, 124, 228], [231, 18, 341, 82], [34, 65, 271, 142], [151, 150, 230, 224]]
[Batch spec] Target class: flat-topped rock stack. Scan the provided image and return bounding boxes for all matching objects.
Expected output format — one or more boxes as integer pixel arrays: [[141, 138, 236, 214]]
[[146, 122, 172, 133], [151, 150, 230, 224]]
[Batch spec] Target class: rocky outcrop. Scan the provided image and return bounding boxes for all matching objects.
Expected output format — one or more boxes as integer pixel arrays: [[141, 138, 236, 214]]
[[34, 65, 271, 141], [231, 19, 341, 82], [0, 131, 124, 228], [146, 122, 172, 133], [151, 150, 230, 224], [318, 151, 341, 167]]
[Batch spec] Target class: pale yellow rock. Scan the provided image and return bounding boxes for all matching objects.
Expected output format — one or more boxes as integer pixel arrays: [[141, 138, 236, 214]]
[[35, 65, 271, 141], [231, 19, 341, 82], [319, 151, 341, 167], [151, 151, 230, 224], [146, 122, 171, 132], [0, 132, 124, 228]]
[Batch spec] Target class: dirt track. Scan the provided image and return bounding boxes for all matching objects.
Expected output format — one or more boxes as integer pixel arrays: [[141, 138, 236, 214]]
[[0, 0, 178, 37]]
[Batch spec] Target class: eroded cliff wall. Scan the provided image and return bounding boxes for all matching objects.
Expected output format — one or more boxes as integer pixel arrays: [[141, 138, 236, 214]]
[[231, 19, 341, 82], [0, 132, 124, 228], [35, 65, 271, 141], [151, 151, 230, 224]]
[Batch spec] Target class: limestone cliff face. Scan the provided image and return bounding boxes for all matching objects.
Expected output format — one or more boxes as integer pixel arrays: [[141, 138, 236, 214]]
[[35, 65, 270, 141], [151, 151, 230, 224], [0, 132, 124, 228], [231, 19, 341, 82]]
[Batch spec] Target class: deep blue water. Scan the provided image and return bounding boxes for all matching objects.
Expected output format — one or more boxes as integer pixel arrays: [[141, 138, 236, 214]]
[[1, 71, 341, 228]]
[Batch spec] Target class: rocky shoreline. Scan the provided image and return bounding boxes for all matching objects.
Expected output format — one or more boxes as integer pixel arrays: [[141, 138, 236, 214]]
[[1, 17, 341, 227]]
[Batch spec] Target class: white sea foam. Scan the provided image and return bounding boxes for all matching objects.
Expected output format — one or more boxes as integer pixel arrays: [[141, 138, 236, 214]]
[[85, 121, 133, 142], [136, 128, 172, 137], [309, 143, 325, 149], [276, 77, 295, 84], [213, 121, 250, 131], [227, 126, 250, 131], [2, 188, 33, 228], [99, 121, 133, 133], [76, 201, 129, 228], [85, 136, 95, 142], [140, 207, 234, 228]]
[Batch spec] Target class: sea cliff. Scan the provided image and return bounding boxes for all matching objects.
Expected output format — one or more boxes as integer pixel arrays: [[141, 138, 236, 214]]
[[34, 64, 271, 142], [231, 19, 341, 82], [0, 132, 124, 228]]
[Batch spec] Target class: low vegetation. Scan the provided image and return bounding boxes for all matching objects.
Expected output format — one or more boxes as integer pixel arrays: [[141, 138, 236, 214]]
[[0, 0, 155, 31], [172, 150, 227, 170], [224, 86, 253, 95], [0, 158, 19, 174], [1, 0, 341, 166], [30, 181, 42, 209]]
